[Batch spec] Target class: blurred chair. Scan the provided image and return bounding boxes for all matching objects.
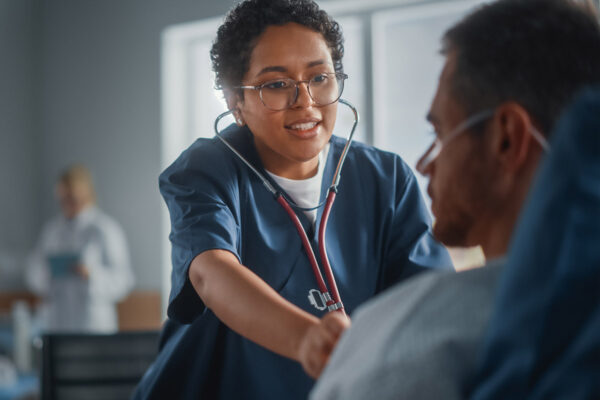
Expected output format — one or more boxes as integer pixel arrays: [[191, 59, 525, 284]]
[[0, 292, 40, 314], [41, 331, 159, 400], [117, 290, 162, 331]]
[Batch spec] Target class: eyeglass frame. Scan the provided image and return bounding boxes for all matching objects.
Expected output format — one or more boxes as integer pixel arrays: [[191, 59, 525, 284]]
[[234, 72, 348, 111], [416, 108, 551, 174]]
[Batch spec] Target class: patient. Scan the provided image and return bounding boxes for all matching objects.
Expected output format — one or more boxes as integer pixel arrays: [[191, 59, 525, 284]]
[[310, 0, 600, 399], [470, 86, 600, 398]]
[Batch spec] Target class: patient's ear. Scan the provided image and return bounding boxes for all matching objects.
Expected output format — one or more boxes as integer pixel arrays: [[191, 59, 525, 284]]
[[224, 90, 245, 127], [490, 102, 536, 173]]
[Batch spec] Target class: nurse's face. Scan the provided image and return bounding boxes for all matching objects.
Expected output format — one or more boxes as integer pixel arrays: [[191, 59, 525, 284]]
[[233, 23, 338, 180], [418, 51, 496, 247]]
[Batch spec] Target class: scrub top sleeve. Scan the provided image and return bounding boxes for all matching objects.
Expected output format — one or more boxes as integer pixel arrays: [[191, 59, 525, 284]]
[[160, 145, 242, 324], [382, 159, 453, 288]]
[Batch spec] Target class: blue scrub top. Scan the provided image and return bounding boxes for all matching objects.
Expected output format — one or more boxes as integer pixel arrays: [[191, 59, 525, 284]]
[[134, 124, 452, 400]]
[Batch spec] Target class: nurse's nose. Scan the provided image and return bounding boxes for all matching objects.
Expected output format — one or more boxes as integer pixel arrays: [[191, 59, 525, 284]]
[[292, 82, 315, 109]]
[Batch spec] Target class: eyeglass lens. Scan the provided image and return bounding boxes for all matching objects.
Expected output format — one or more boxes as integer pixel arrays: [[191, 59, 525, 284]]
[[260, 74, 344, 110]]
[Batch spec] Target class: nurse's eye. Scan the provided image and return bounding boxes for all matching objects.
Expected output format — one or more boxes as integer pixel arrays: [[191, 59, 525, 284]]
[[310, 74, 330, 86], [262, 79, 292, 90]]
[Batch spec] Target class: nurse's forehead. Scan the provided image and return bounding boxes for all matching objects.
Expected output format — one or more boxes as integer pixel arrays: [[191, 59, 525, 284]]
[[254, 60, 330, 77], [246, 24, 332, 69]]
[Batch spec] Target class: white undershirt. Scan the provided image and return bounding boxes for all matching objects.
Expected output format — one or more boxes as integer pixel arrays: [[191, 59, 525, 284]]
[[266, 144, 330, 226]]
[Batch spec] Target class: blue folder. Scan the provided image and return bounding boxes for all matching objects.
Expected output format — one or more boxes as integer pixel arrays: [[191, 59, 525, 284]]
[[47, 253, 80, 278]]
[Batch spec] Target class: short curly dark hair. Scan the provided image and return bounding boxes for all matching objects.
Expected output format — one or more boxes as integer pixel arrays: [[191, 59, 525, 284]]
[[210, 0, 344, 93]]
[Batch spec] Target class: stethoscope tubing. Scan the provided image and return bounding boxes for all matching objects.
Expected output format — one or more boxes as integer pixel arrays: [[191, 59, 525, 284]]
[[318, 190, 343, 311], [214, 99, 359, 315], [276, 195, 330, 296]]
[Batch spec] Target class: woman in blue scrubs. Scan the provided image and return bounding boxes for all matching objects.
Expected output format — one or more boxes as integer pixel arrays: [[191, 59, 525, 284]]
[[134, 0, 452, 398]]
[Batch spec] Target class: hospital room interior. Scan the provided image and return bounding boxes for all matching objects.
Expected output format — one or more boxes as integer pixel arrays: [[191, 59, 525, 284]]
[[1, 0, 599, 399]]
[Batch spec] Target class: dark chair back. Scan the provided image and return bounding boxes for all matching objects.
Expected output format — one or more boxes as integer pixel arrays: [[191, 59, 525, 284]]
[[41, 331, 160, 400]]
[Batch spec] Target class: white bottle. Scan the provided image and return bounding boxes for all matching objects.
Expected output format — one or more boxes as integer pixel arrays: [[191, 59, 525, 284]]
[[11, 300, 32, 373]]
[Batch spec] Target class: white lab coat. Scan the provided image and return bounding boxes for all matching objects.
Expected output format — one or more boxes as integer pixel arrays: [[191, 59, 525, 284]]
[[26, 206, 134, 333]]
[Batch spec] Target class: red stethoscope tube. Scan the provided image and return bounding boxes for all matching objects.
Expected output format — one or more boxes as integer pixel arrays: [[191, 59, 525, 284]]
[[319, 190, 343, 311], [276, 189, 344, 315]]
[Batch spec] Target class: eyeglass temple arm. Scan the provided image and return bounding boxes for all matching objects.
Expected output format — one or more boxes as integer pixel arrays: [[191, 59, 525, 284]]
[[529, 126, 551, 152]]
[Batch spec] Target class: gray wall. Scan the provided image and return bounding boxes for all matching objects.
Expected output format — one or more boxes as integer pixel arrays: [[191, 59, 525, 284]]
[[0, 0, 40, 289], [1, 0, 236, 290]]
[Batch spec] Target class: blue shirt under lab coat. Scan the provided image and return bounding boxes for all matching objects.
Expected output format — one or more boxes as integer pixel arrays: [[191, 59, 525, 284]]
[[134, 124, 452, 400]]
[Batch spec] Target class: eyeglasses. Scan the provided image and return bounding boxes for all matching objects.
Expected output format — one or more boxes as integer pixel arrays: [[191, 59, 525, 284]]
[[416, 109, 551, 174], [416, 110, 494, 174], [235, 72, 348, 111]]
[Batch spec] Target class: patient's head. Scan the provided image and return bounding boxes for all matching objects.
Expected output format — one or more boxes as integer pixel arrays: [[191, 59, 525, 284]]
[[442, 0, 600, 136], [56, 164, 96, 219], [418, 0, 600, 258]]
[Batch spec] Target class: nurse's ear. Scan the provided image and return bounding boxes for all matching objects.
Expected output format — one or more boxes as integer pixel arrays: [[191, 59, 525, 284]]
[[225, 89, 245, 127], [234, 112, 245, 127]]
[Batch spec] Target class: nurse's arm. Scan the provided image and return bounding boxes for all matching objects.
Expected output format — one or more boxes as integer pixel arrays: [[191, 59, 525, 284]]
[[189, 248, 344, 377]]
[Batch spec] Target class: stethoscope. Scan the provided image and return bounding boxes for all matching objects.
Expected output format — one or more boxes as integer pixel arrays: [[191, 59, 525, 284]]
[[213, 99, 359, 316]]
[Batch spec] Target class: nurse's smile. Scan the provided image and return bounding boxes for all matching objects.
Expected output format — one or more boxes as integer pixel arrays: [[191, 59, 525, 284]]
[[285, 117, 322, 139]]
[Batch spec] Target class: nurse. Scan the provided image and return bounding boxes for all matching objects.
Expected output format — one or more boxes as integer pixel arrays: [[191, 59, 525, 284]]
[[134, 0, 452, 398]]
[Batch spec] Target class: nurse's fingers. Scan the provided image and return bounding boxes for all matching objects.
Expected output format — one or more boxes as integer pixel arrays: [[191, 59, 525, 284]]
[[322, 311, 351, 338], [304, 342, 331, 378], [298, 314, 350, 378], [298, 323, 334, 378]]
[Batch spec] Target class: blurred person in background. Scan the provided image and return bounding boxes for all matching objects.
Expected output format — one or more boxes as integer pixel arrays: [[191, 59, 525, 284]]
[[26, 164, 134, 333]]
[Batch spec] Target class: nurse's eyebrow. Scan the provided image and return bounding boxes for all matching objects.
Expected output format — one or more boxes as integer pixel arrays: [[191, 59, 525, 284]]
[[307, 59, 327, 68], [255, 60, 330, 77], [256, 66, 287, 76]]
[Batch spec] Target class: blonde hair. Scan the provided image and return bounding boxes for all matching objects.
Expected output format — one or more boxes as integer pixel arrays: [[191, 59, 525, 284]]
[[57, 164, 97, 204]]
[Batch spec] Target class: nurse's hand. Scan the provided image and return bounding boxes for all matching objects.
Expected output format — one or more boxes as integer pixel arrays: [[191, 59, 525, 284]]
[[298, 311, 350, 379]]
